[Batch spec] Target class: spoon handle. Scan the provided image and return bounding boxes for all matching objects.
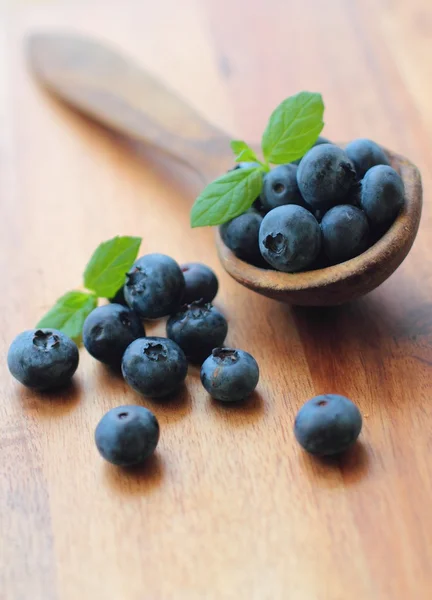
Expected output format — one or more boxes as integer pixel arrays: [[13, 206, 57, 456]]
[[27, 32, 233, 181]]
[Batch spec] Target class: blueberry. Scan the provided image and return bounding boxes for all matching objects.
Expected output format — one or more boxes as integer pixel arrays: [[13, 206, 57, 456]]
[[297, 144, 356, 209], [345, 138, 390, 179], [95, 405, 159, 466], [321, 205, 370, 264], [360, 165, 404, 229], [109, 286, 127, 306], [124, 253, 185, 319], [260, 164, 305, 212], [167, 300, 228, 363], [83, 304, 145, 367], [180, 262, 219, 304], [7, 328, 79, 390], [259, 205, 321, 272], [231, 161, 261, 171], [293, 136, 331, 165], [122, 336, 188, 398], [200, 348, 259, 402], [294, 394, 362, 456], [220, 209, 263, 264]]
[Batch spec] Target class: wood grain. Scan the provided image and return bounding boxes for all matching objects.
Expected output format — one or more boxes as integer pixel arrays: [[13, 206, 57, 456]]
[[1, 1, 432, 599]]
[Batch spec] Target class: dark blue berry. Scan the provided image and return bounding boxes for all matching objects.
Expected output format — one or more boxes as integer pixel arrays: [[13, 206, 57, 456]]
[[260, 164, 305, 212], [259, 205, 321, 272], [220, 209, 263, 264], [7, 328, 79, 390], [297, 144, 356, 209], [294, 394, 362, 456], [293, 136, 331, 165], [109, 286, 127, 306], [122, 336, 188, 398], [83, 304, 145, 367], [321, 205, 370, 264], [167, 300, 227, 363], [180, 262, 218, 304], [124, 253, 185, 319], [345, 138, 390, 179], [200, 348, 259, 402], [360, 165, 404, 229], [95, 405, 159, 466]]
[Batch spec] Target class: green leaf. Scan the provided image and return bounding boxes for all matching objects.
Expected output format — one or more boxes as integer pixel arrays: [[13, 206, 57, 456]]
[[261, 91, 324, 164], [230, 140, 259, 164], [36, 291, 97, 343], [191, 167, 264, 228], [83, 235, 141, 298]]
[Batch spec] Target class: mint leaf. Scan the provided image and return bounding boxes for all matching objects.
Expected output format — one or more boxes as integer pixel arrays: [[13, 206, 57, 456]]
[[36, 291, 97, 342], [230, 140, 259, 163], [83, 235, 141, 298], [191, 167, 263, 227], [262, 91, 324, 164]]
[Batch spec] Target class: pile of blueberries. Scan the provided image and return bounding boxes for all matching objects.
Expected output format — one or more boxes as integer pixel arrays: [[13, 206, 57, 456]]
[[8, 254, 365, 467], [221, 138, 405, 272], [7, 256, 261, 466]]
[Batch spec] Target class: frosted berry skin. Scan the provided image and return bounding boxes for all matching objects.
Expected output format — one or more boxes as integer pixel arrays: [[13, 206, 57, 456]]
[[220, 209, 263, 264], [260, 164, 305, 212], [321, 205, 370, 264], [360, 165, 405, 229], [7, 328, 79, 390], [294, 394, 362, 456], [83, 304, 145, 367], [124, 253, 185, 319], [95, 405, 159, 466], [167, 301, 228, 364], [200, 348, 259, 402], [345, 138, 390, 179], [297, 144, 356, 209], [121, 336, 188, 398], [259, 205, 322, 272], [180, 263, 219, 304]]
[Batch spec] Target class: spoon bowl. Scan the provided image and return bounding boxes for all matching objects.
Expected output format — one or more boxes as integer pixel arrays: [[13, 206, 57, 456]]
[[216, 149, 422, 306]]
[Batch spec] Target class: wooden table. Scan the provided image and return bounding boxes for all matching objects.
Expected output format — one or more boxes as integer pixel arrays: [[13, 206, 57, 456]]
[[1, 1, 431, 598]]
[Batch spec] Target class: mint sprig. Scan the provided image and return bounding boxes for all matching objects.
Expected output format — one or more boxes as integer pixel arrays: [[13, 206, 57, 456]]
[[36, 235, 142, 343], [84, 236, 142, 298], [262, 91, 324, 164], [230, 140, 260, 164], [191, 167, 264, 228], [190, 91, 325, 227], [36, 291, 97, 342]]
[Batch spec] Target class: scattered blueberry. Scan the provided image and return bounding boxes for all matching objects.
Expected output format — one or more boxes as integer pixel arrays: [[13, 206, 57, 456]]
[[124, 253, 185, 319], [297, 144, 356, 209], [7, 328, 79, 390], [95, 405, 159, 466], [181, 262, 219, 304], [259, 205, 322, 272], [360, 164, 405, 229], [200, 348, 259, 402], [220, 209, 263, 264], [260, 164, 305, 212], [83, 304, 145, 367], [345, 138, 390, 179], [321, 205, 370, 264], [122, 336, 188, 398], [167, 300, 228, 363], [294, 394, 362, 456], [109, 286, 128, 306]]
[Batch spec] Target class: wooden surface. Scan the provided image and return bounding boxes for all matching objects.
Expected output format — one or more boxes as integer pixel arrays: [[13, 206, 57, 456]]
[[1, 1, 432, 599]]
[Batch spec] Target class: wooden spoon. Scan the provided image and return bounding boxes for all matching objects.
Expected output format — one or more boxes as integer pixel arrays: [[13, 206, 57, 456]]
[[27, 32, 422, 306]]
